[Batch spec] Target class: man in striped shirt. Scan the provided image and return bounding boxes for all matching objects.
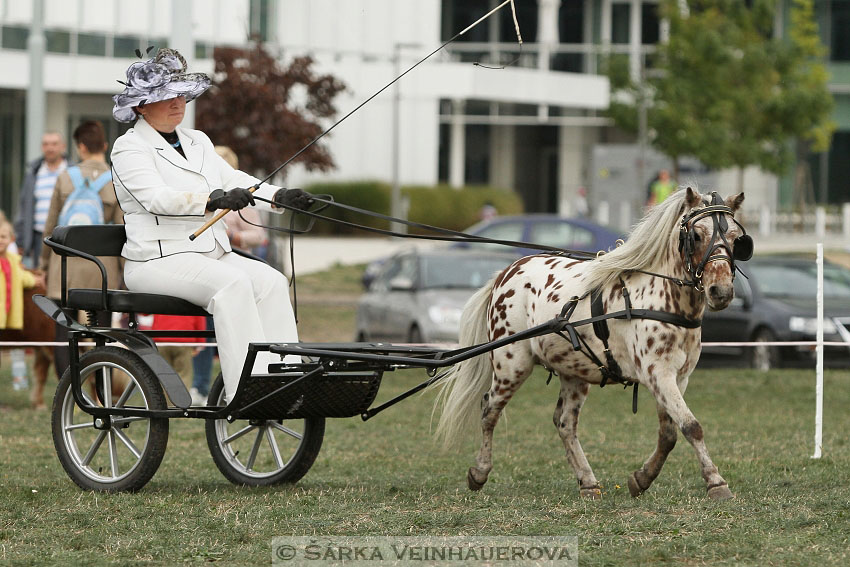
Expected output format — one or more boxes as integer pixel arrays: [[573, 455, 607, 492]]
[[13, 132, 67, 268]]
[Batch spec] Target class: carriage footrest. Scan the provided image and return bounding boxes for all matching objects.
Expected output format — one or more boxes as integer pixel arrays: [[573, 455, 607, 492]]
[[231, 369, 383, 420]]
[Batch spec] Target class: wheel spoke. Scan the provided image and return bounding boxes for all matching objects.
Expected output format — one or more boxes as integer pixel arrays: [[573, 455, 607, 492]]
[[65, 421, 96, 432], [265, 427, 285, 469], [81, 430, 107, 466], [113, 381, 137, 409], [269, 421, 303, 440], [107, 430, 120, 478], [245, 426, 265, 471], [222, 424, 256, 445], [113, 428, 142, 459], [80, 388, 98, 408], [102, 368, 113, 408]]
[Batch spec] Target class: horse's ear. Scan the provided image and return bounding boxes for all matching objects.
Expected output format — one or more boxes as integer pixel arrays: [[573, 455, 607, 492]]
[[685, 187, 702, 209], [726, 192, 745, 213]]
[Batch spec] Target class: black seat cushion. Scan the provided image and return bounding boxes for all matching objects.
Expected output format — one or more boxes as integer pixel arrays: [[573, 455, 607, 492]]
[[67, 289, 209, 316]]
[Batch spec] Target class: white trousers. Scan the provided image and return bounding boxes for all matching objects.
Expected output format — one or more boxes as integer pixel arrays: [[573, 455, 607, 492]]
[[124, 245, 299, 402]]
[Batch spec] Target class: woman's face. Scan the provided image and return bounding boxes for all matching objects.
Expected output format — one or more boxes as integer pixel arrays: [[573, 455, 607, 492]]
[[137, 96, 186, 132]]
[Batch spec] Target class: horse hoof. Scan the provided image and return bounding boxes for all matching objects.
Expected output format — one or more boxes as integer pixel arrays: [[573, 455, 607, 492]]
[[467, 468, 487, 491], [32, 403, 47, 411], [580, 486, 602, 500], [627, 473, 645, 498], [707, 485, 735, 501]]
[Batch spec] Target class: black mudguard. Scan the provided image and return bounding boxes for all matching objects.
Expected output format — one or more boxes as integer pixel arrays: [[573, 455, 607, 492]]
[[33, 294, 192, 409]]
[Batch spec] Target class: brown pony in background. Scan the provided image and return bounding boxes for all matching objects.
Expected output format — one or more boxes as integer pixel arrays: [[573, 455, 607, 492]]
[[0, 276, 55, 409]]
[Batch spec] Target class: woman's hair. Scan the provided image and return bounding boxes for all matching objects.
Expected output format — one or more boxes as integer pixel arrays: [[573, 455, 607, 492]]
[[73, 120, 108, 154], [214, 146, 239, 169]]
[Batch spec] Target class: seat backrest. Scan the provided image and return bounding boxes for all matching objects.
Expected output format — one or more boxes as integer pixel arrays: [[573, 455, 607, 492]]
[[47, 224, 126, 257]]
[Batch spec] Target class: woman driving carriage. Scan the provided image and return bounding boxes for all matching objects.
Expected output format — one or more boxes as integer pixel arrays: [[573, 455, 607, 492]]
[[110, 48, 313, 403]]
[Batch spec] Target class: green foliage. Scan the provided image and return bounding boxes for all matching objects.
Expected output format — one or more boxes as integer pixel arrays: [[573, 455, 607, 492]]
[[403, 184, 524, 233], [607, 0, 834, 176], [305, 180, 393, 234], [304, 181, 523, 235], [2, 356, 850, 565]]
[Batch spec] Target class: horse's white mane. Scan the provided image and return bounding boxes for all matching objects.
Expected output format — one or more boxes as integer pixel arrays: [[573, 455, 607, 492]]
[[583, 187, 696, 291]]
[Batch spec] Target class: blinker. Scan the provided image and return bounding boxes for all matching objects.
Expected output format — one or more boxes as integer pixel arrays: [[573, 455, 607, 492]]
[[732, 234, 753, 261]]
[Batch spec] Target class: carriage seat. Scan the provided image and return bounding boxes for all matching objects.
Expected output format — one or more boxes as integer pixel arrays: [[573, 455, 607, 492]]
[[45, 224, 208, 317]]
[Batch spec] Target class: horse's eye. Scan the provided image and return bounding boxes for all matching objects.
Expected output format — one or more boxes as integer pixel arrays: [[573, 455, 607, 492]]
[[693, 233, 701, 242]]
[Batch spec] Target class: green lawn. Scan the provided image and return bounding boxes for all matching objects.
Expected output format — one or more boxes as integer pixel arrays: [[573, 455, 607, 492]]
[[1, 264, 849, 565], [1, 363, 848, 566]]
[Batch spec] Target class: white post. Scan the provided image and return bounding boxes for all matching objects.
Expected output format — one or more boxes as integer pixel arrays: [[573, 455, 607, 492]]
[[812, 243, 823, 459], [26, 0, 46, 162], [759, 205, 771, 236], [619, 201, 632, 232], [171, 1, 195, 128], [597, 201, 610, 226], [842, 203, 850, 241], [449, 100, 465, 189], [815, 206, 826, 239]]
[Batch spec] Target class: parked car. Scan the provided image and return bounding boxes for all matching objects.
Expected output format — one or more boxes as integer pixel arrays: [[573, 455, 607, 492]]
[[356, 249, 516, 343], [700, 256, 850, 370], [450, 214, 624, 257]]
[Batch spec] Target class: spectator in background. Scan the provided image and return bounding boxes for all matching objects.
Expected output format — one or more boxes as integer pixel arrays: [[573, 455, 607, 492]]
[[0, 218, 44, 336], [39, 121, 124, 381], [575, 187, 590, 218], [14, 132, 67, 268], [138, 313, 208, 395], [647, 169, 675, 206], [479, 201, 498, 223], [215, 146, 269, 258]]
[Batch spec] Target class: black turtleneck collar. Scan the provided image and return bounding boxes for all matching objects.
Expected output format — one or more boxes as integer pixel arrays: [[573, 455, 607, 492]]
[[158, 130, 185, 158]]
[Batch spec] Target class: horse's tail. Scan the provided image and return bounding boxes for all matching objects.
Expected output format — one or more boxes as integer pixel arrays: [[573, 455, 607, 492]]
[[431, 276, 496, 447]]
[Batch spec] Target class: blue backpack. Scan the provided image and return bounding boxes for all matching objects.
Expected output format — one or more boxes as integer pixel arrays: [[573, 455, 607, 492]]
[[58, 166, 110, 226]]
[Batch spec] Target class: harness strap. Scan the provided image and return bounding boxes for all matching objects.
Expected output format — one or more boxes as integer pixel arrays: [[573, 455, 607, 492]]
[[590, 287, 624, 388], [558, 283, 701, 415]]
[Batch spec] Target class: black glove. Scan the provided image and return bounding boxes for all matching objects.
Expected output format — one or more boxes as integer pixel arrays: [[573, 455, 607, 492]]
[[273, 188, 314, 210], [206, 188, 255, 212]]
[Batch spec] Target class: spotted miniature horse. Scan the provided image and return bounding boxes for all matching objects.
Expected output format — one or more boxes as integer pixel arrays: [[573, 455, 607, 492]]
[[434, 187, 750, 501]]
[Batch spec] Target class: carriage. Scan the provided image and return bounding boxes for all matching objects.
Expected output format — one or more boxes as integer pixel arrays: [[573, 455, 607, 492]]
[[37, 188, 752, 499]]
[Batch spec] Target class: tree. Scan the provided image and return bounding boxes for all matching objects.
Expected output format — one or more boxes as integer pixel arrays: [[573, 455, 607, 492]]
[[196, 43, 346, 179], [607, 0, 834, 195]]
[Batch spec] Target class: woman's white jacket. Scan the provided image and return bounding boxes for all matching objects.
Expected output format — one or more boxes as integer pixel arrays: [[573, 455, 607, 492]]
[[111, 116, 282, 262]]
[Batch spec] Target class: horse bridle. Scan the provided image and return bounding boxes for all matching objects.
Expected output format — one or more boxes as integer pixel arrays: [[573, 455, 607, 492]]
[[678, 192, 754, 291]]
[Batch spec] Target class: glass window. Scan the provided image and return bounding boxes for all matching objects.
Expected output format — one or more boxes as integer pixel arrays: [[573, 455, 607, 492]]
[[468, 220, 525, 252], [832, 0, 850, 61], [421, 255, 510, 289], [1, 26, 29, 50], [195, 41, 211, 60], [751, 264, 850, 298], [611, 3, 630, 44], [529, 221, 593, 249], [442, 0, 490, 42], [113, 35, 140, 58], [641, 2, 660, 45], [249, 0, 275, 42], [78, 33, 106, 56], [46, 30, 71, 53]]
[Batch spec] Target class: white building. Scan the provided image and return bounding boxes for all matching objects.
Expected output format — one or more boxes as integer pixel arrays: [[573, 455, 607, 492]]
[[4, 0, 808, 229]]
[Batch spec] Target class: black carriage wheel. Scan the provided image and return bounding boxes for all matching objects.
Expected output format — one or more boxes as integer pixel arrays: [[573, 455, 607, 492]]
[[205, 374, 325, 486], [51, 346, 169, 492], [748, 328, 780, 371]]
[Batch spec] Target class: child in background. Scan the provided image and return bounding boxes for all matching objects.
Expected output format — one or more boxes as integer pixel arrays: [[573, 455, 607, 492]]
[[0, 218, 45, 389]]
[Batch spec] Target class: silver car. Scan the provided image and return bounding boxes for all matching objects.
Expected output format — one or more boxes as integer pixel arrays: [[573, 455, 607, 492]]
[[355, 249, 516, 343]]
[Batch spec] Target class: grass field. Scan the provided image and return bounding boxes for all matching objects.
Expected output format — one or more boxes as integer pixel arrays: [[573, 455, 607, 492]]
[[1, 264, 849, 566]]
